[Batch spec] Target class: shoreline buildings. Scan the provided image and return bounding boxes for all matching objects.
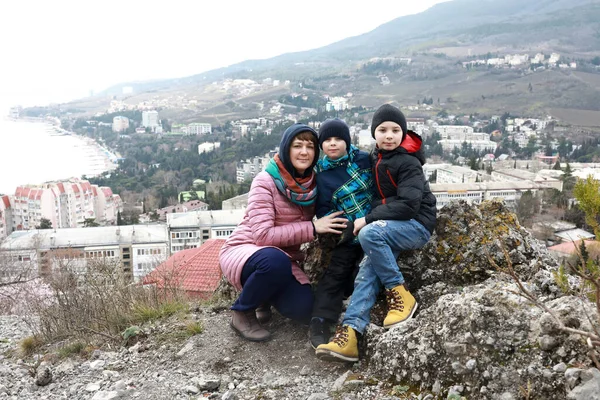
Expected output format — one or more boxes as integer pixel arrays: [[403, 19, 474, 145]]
[[0, 178, 122, 239]]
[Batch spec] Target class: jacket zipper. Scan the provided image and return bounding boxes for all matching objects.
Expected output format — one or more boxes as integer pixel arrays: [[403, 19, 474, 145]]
[[375, 153, 386, 204], [386, 170, 398, 188]]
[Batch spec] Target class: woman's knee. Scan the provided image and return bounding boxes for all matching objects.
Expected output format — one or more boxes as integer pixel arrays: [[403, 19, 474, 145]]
[[253, 248, 293, 279]]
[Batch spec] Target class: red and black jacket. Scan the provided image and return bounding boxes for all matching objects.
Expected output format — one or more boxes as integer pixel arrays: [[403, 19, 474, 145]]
[[365, 130, 437, 234]]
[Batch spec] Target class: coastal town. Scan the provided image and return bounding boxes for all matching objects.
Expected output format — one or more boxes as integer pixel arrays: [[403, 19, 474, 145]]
[[1, 52, 598, 286]]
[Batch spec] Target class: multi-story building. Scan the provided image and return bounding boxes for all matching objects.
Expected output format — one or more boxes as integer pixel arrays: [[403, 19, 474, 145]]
[[326, 97, 349, 112], [0, 225, 169, 282], [236, 155, 270, 183], [436, 166, 482, 184], [491, 168, 563, 191], [438, 139, 497, 153], [431, 181, 543, 210], [167, 209, 245, 254], [435, 125, 475, 140], [112, 116, 129, 132], [198, 142, 221, 154], [222, 193, 248, 210], [142, 110, 159, 130], [187, 123, 212, 135], [10, 179, 121, 230]]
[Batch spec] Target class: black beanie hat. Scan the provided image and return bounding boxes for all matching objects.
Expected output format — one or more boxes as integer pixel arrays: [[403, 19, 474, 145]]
[[318, 118, 351, 151], [371, 104, 407, 139]]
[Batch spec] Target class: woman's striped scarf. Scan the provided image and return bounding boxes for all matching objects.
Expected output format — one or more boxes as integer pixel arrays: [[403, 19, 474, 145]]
[[265, 154, 317, 206]]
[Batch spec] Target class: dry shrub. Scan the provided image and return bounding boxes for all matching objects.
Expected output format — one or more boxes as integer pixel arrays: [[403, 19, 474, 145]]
[[27, 253, 190, 344]]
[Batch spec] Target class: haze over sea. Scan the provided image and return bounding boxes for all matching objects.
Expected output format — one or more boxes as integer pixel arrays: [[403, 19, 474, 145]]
[[0, 117, 116, 196]]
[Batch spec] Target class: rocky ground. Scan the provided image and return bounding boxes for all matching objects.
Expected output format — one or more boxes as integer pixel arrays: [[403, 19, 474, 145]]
[[0, 309, 412, 400]]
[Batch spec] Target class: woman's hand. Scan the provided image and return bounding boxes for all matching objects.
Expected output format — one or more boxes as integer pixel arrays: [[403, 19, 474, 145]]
[[313, 211, 347, 234], [353, 217, 366, 236]]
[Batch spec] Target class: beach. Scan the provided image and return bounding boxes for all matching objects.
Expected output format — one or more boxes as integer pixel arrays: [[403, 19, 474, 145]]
[[0, 118, 118, 195]]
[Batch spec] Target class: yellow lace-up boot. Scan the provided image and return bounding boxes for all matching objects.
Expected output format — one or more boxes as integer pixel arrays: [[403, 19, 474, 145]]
[[315, 325, 359, 362], [383, 284, 418, 329]]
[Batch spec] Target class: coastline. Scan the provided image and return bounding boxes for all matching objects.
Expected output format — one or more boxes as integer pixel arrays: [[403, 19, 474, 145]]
[[0, 119, 120, 194], [43, 121, 120, 178]]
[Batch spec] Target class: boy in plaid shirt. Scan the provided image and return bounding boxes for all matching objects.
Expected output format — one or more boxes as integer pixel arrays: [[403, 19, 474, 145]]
[[309, 118, 373, 349]]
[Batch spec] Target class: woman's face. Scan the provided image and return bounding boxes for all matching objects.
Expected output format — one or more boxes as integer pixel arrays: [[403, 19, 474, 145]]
[[289, 137, 315, 175]]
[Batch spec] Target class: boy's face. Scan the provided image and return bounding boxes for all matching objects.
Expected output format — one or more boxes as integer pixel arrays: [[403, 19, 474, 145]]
[[374, 121, 403, 150], [321, 137, 347, 160]]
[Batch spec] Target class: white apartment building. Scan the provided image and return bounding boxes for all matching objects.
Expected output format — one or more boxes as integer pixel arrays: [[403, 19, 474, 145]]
[[198, 142, 221, 154], [236, 156, 270, 183], [222, 193, 248, 210], [532, 53, 545, 64], [491, 168, 563, 191], [188, 123, 212, 135], [0, 225, 169, 283], [423, 163, 451, 181], [435, 125, 474, 139], [167, 209, 245, 254], [142, 110, 159, 129], [436, 166, 482, 184], [10, 179, 122, 231], [431, 181, 543, 210], [112, 116, 129, 132], [549, 53, 561, 64], [325, 97, 349, 112]]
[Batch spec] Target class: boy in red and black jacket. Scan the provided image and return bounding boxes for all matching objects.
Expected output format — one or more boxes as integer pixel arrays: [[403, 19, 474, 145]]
[[316, 104, 436, 363]]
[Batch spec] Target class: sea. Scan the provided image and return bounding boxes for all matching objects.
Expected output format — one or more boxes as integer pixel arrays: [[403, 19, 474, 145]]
[[0, 117, 118, 195]]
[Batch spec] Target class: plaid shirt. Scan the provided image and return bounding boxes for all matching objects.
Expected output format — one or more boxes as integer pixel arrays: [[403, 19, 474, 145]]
[[316, 145, 373, 222]]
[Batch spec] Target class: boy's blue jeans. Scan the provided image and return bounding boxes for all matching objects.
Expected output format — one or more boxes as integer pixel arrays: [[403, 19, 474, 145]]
[[343, 219, 431, 335]]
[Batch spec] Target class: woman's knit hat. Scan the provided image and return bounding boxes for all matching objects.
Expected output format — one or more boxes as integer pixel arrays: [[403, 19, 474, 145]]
[[278, 123, 319, 177], [371, 104, 407, 140], [318, 118, 351, 150]]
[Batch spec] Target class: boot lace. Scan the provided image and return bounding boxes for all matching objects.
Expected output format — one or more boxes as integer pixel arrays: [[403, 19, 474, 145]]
[[331, 326, 350, 347], [386, 288, 404, 312]]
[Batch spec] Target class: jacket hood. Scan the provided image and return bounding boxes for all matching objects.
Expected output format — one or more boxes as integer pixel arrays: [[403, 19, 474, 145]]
[[278, 124, 319, 177]]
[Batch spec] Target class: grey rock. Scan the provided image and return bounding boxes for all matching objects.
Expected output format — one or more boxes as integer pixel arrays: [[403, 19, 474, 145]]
[[539, 335, 559, 351], [91, 391, 122, 400], [307, 394, 330, 400], [34, 363, 52, 386], [554, 363, 568, 373], [567, 368, 600, 400]]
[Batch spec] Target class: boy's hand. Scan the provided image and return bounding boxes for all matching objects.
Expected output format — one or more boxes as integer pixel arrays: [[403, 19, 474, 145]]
[[314, 211, 347, 234], [353, 217, 366, 236]]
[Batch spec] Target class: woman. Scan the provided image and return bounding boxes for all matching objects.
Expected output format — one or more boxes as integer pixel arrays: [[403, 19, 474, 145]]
[[219, 123, 348, 342]]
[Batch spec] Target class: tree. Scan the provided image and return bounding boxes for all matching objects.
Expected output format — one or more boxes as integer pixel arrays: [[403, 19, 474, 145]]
[[516, 190, 539, 227], [553, 160, 562, 170], [83, 218, 99, 227], [574, 176, 600, 238], [117, 211, 124, 226], [36, 218, 52, 229]]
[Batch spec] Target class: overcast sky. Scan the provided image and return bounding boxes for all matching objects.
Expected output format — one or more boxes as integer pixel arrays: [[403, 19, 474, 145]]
[[0, 0, 450, 108]]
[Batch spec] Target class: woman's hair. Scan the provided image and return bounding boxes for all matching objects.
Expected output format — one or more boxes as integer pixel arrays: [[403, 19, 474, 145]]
[[293, 131, 319, 148]]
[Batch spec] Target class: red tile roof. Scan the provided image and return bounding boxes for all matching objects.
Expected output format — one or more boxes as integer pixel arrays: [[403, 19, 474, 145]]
[[57, 183, 65, 194], [548, 239, 596, 255], [72, 184, 80, 193], [16, 187, 30, 198], [1, 195, 10, 209], [143, 239, 225, 298], [92, 186, 98, 196], [102, 187, 113, 197]]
